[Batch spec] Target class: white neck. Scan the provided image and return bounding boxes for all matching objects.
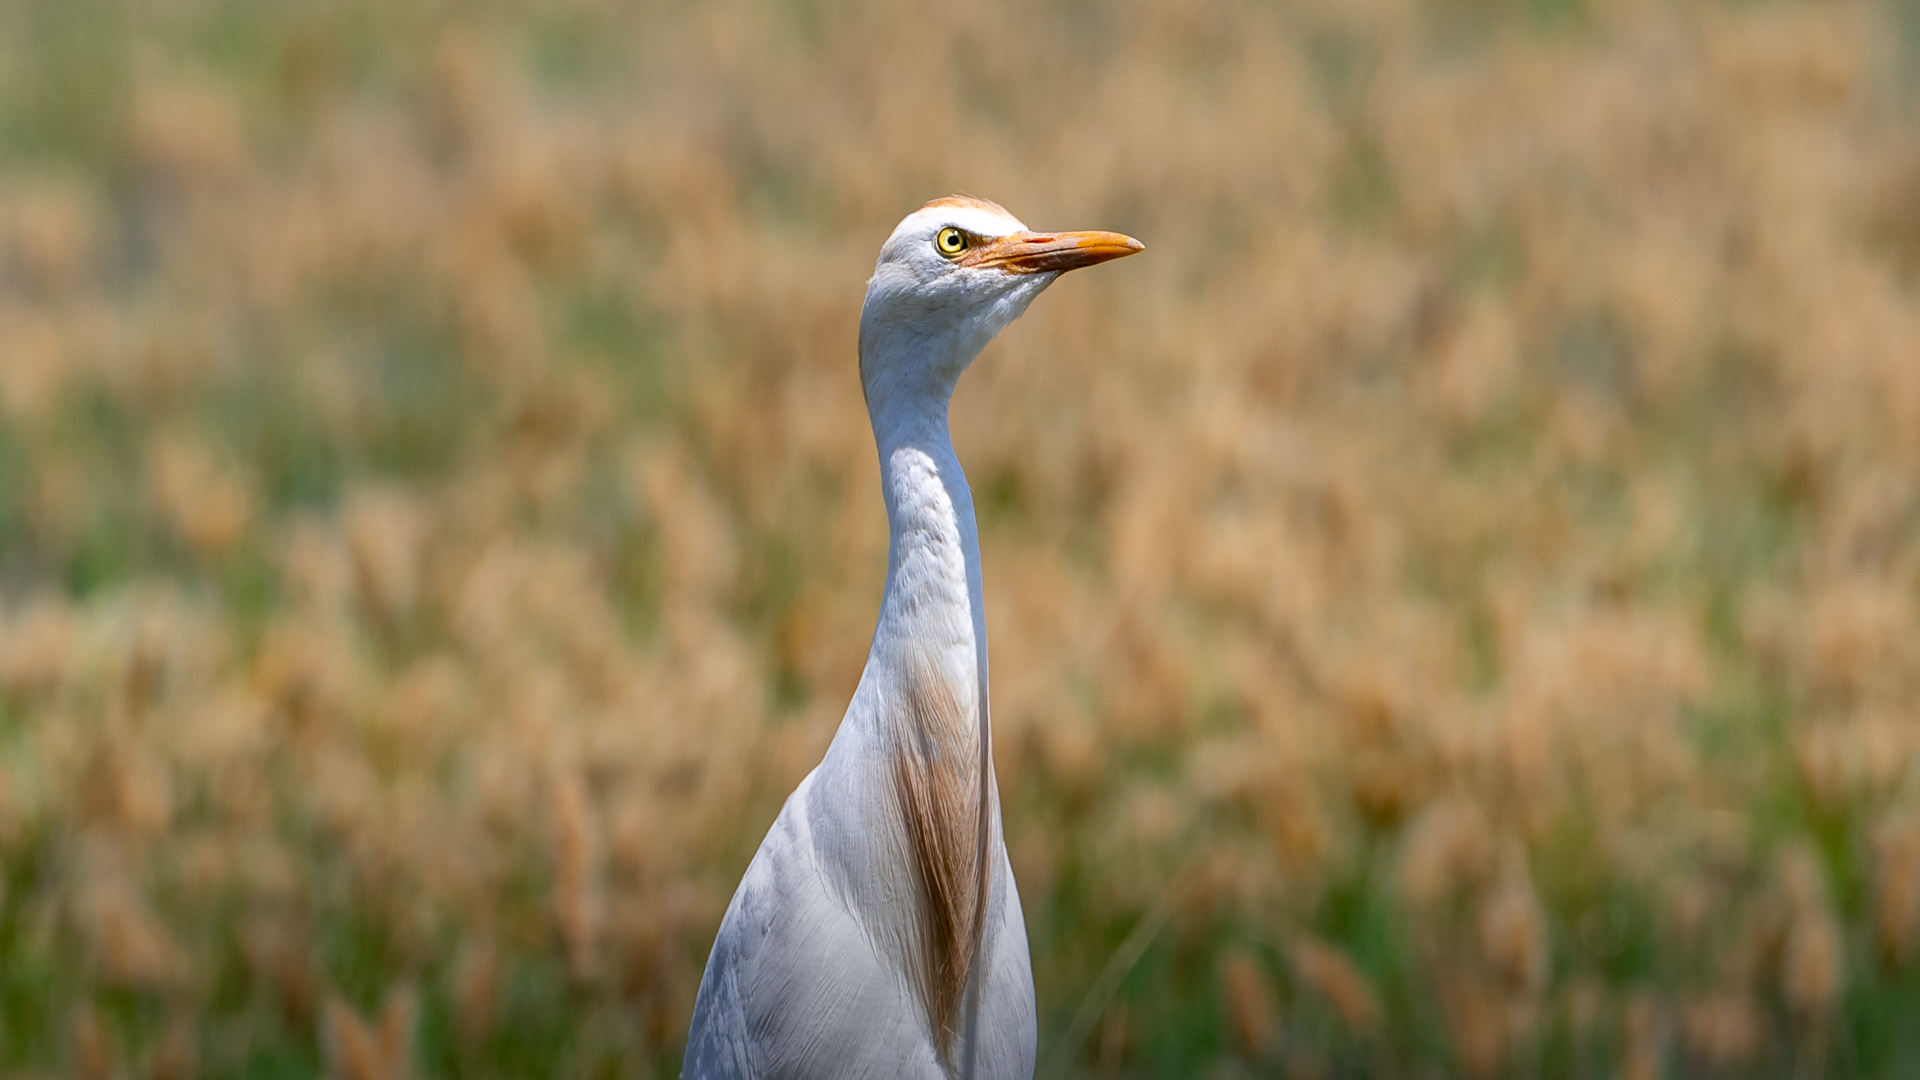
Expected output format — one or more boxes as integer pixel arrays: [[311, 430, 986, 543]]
[[872, 393, 988, 691], [846, 340, 997, 1073], [844, 394, 993, 801]]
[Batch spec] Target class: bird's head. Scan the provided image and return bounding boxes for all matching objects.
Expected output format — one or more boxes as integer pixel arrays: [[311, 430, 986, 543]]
[[859, 196, 1143, 415]]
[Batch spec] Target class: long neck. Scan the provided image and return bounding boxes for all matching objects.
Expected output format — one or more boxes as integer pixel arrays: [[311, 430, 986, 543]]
[[863, 380, 997, 1073], [872, 396, 988, 698]]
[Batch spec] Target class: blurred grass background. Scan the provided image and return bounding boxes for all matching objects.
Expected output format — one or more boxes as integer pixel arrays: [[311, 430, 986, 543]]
[[2, 0, 1920, 1076]]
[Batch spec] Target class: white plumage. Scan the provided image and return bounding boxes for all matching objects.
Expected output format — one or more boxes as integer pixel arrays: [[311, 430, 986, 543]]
[[684, 197, 1143, 1080]]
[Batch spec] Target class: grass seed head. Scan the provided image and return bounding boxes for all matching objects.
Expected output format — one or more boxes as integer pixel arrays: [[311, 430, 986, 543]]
[[322, 989, 415, 1080], [1873, 816, 1920, 969], [1219, 948, 1282, 1062], [1289, 936, 1381, 1035]]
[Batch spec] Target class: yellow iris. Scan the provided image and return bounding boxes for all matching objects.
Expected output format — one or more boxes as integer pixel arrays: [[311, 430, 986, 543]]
[[934, 227, 967, 257]]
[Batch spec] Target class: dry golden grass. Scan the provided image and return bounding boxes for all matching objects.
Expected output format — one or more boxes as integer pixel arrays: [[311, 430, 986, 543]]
[[2, 0, 1919, 1075]]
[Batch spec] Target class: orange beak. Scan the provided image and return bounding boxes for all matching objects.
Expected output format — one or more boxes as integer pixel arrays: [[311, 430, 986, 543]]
[[959, 230, 1145, 274]]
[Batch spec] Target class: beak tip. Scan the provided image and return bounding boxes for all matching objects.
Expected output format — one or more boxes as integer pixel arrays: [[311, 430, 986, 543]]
[[1082, 231, 1145, 264]]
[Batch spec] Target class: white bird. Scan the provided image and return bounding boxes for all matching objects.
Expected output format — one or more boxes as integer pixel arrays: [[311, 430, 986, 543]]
[[683, 196, 1143, 1080]]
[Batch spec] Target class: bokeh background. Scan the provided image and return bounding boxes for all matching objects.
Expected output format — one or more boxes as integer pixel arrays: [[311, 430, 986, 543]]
[[3, 0, 1920, 1076]]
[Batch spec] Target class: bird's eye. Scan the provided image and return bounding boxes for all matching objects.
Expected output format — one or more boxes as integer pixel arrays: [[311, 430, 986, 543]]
[[934, 228, 968, 257]]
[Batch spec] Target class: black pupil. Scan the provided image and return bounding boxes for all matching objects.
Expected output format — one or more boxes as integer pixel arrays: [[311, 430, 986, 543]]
[[944, 231, 961, 250]]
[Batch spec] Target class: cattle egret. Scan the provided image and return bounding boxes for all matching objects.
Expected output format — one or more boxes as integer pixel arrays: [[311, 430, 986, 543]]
[[683, 197, 1143, 1080]]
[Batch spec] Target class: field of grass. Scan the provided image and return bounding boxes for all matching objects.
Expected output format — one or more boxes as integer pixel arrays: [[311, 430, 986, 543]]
[[3, 0, 1920, 1076]]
